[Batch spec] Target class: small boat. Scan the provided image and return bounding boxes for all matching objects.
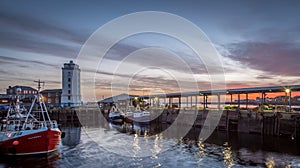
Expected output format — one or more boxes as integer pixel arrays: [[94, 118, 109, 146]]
[[133, 110, 150, 123], [108, 106, 123, 123], [123, 111, 133, 124], [0, 80, 62, 155], [123, 106, 150, 124]]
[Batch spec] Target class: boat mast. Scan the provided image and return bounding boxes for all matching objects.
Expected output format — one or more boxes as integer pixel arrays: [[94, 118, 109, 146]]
[[34, 80, 53, 128]]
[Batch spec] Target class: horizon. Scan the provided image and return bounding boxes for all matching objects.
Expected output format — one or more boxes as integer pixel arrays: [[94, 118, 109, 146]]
[[1, 1, 300, 101]]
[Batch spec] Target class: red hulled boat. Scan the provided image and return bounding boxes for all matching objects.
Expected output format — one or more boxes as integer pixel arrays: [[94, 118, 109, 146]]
[[0, 80, 62, 155]]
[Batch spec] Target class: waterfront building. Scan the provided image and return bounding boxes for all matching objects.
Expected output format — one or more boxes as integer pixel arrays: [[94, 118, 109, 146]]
[[98, 94, 137, 112], [41, 89, 62, 107], [6, 85, 37, 95], [4, 85, 37, 105], [61, 60, 82, 107]]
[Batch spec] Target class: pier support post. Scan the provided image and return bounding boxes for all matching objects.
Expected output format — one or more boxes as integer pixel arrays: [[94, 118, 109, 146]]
[[206, 95, 208, 108], [218, 93, 221, 111], [195, 96, 198, 109], [186, 96, 189, 108], [261, 92, 264, 111], [179, 96, 181, 109], [238, 94, 240, 109], [203, 95, 206, 110], [289, 91, 292, 112], [246, 93, 249, 109]]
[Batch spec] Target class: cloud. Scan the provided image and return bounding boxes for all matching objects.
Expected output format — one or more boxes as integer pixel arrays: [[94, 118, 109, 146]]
[[0, 9, 87, 44], [0, 55, 59, 68], [0, 9, 88, 58], [226, 41, 300, 76], [98, 36, 208, 76]]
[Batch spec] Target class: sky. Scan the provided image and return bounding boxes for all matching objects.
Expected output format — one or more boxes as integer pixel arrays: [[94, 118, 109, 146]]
[[0, 0, 300, 101]]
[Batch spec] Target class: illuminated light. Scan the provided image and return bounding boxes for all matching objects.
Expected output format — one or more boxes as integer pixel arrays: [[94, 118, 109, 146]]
[[285, 89, 290, 93], [265, 158, 275, 168], [13, 140, 19, 146], [223, 142, 234, 167]]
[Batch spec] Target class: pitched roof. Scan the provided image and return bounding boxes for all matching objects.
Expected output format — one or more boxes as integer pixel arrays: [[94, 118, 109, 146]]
[[9, 85, 37, 91], [41, 89, 62, 93], [98, 93, 137, 103]]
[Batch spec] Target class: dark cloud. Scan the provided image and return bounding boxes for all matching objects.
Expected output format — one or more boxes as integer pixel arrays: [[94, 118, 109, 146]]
[[0, 55, 59, 69], [92, 68, 203, 94], [256, 75, 274, 80], [101, 37, 208, 75], [0, 9, 88, 58], [0, 9, 87, 44], [226, 41, 300, 76]]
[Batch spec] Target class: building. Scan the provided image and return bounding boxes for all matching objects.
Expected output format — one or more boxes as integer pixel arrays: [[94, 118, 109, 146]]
[[0, 94, 10, 105], [41, 89, 62, 107], [61, 60, 82, 107], [6, 85, 37, 95], [5, 85, 37, 105], [97, 94, 138, 113]]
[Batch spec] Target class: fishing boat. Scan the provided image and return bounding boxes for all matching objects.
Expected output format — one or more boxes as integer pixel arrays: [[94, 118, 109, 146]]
[[124, 106, 150, 124], [0, 80, 62, 155], [133, 110, 150, 123], [123, 111, 133, 124], [108, 106, 123, 123]]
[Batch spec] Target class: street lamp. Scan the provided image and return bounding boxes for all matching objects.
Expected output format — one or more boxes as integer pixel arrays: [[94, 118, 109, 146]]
[[285, 88, 291, 112]]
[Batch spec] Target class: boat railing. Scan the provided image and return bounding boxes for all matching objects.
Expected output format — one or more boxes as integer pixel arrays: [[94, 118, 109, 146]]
[[0, 119, 23, 131], [22, 120, 58, 130]]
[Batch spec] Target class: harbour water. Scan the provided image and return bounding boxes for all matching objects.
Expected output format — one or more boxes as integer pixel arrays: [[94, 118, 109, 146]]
[[1, 121, 300, 168]]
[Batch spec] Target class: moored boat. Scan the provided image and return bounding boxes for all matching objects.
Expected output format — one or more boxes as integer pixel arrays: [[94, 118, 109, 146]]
[[123, 106, 150, 124], [133, 110, 150, 123], [108, 106, 124, 123], [123, 111, 133, 124], [0, 80, 62, 155]]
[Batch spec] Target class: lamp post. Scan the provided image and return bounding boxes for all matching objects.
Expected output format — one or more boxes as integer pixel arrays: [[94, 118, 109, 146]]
[[285, 88, 291, 112]]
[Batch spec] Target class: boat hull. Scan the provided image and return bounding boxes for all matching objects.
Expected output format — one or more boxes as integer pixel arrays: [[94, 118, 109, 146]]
[[124, 116, 133, 124], [0, 128, 61, 155]]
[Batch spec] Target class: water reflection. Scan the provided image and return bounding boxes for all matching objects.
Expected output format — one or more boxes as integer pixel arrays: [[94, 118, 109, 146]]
[[223, 142, 234, 168], [0, 151, 60, 167], [61, 126, 81, 147], [104, 120, 300, 167], [1, 118, 300, 167]]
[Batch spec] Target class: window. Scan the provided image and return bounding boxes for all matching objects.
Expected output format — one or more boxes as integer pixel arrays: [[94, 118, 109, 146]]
[[68, 84, 71, 88], [68, 96, 71, 100], [68, 90, 71, 94], [68, 78, 71, 82], [68, 72, 71, 76]]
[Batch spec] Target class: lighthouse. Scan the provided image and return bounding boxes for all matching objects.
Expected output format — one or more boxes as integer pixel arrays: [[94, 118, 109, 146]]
[[61, 60, 82, 107]]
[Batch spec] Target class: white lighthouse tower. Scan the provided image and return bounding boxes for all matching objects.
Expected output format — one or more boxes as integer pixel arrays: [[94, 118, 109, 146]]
[[61, 60, 82, 107]]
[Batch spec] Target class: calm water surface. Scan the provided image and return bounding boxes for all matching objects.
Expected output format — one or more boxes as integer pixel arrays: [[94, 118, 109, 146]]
[[1, 122, 300, 168]]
